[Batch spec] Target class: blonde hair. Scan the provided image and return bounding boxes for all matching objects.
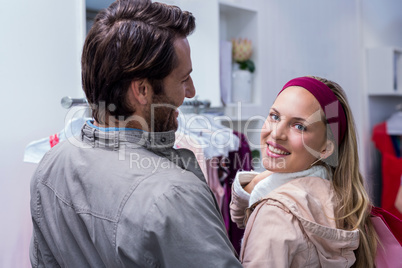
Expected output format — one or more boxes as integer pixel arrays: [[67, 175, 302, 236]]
[[310, 76, 377, 268]]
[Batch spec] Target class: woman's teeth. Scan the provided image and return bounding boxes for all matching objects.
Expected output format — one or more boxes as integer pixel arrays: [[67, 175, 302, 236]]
[[268, 145, 290, 155]]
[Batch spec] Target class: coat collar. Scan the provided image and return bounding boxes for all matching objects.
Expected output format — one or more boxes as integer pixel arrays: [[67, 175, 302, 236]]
[[81, 120, 176, 150], [249, 166, 329, 207]]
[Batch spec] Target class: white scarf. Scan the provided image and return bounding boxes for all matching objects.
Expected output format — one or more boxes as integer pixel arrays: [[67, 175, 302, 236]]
[[233, 166, 329, 207]]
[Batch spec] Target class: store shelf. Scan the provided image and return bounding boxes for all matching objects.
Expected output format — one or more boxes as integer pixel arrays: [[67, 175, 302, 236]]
[[367, 47, 402, 95]]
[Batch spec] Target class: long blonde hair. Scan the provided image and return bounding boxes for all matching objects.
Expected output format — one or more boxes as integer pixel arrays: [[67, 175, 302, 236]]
[[311, 76, 377, 268]]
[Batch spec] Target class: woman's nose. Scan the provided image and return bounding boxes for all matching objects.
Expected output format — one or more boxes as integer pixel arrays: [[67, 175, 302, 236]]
[[270, 121, 287, 140]]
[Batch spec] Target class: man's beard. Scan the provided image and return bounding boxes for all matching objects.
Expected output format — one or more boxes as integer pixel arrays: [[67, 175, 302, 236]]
[[145, 93, 179, 132]]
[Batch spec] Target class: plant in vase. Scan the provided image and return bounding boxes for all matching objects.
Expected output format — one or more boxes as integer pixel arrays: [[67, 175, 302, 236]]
[[232, 38, 255, 73], [231, 38, 255, 103]]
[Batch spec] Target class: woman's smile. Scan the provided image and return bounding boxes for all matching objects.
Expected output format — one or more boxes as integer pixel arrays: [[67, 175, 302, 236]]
[[266, 141, 290, 158]]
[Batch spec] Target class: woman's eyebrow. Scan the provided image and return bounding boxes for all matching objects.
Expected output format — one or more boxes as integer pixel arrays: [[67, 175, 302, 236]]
[[271, 107, 281, 115], [271, 108, 308, 123]]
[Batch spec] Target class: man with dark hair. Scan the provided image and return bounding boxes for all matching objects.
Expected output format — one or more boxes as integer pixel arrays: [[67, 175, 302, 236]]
[[29, 0, 242, 267]]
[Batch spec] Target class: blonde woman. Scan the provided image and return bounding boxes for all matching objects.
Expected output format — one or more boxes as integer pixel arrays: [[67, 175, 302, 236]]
[[230, 76, 377, 267]]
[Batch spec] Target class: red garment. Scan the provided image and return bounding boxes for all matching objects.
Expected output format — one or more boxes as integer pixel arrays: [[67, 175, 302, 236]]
[[49, 134, 59, 148], [372, 122, 402, 220]]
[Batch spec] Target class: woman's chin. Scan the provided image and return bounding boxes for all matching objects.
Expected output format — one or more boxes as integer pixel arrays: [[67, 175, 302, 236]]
[[262, 157, 288, 172]]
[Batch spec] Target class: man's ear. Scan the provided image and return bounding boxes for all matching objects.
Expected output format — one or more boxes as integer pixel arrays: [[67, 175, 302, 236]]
[[129, 79, 152, 105], [321, 140, 335, 160]]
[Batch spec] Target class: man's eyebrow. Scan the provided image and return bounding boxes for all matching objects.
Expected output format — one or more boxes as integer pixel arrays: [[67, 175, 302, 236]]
[[182, 69, 192, 78]]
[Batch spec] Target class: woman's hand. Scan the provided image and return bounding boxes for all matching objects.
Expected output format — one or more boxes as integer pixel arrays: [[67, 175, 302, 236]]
[[244, 170, 273, 194]]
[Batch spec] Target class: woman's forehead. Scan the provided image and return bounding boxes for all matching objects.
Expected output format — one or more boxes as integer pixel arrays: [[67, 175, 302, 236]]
[[273, 86, 324, 123], [275, 86, 321, 111]]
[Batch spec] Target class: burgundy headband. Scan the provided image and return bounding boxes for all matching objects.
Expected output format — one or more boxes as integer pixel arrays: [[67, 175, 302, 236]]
[[277, 77, 347, 144]]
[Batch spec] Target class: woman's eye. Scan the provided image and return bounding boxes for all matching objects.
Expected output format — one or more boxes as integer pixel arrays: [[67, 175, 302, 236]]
[[183, 77, 190, 82], [270, 113, 279, 121], [295, 124, 306, 131]]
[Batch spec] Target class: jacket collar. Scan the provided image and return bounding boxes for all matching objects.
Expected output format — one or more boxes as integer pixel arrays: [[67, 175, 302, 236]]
[[249, 166, 329, 206], [81, 120, 176, 150]]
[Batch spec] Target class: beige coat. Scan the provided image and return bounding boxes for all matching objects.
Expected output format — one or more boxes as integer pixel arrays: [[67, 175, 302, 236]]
[[230, 174, 360, 267]]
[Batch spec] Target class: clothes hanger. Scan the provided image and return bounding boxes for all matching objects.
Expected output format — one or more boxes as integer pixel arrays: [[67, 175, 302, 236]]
[[386, 103, 402, 135], [24, 97, 91, 163]]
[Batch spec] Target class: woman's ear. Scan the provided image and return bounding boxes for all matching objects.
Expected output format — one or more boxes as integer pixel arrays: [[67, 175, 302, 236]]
[[129, 79, 152, 105], [321, 140, 335, 160]]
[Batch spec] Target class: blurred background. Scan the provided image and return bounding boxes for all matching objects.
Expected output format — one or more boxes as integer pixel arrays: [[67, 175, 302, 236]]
[[1, 0, 402, 266]]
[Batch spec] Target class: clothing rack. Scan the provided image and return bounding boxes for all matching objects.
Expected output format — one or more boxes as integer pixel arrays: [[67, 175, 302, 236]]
[[180, 98, 225, 115], [182, 99, 211, 108], [181, 98, 211, 114], [60, 97, 212, 110], [61, 96, 88, 109], [60, 96, 223, 115]]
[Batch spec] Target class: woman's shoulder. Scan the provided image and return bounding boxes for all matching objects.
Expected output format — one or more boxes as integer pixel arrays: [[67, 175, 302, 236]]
[[248, 177, 359, 266], [267, 176, 336, 226], [246, 194, 359, 268], [277, 176, 333, 201]]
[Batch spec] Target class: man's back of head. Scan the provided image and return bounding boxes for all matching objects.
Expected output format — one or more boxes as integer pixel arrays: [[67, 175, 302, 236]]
[[81, 0, 196, 124]]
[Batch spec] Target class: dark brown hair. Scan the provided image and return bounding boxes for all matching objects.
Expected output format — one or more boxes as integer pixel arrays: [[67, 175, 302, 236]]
[[81, 0, 195, 122]]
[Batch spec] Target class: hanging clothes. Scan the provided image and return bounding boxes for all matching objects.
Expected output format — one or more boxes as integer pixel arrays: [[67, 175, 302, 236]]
[[176, 113, 240, 210], [205, 158, 226, 209], [174, 132, 208, 183], [387, 110, 402, 135], [396, 178, 402, 214], [24, 117, 90, 163], [371, 206, 402, 267], [221, 130, 254, 255], [372, 122, 402, 220], [177, 113, 240, 159]]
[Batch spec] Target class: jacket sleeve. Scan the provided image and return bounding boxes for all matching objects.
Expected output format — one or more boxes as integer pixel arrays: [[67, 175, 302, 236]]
[[230, 171, 257, 229], [29, 171, 48, 268], [30, 228, 43, 268], [141, 184, 242, 268], [241, 200, 309, 268], [230, 185, 250, 229]]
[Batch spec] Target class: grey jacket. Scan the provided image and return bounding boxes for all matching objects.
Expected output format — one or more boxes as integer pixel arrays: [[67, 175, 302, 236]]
[[30, 121, 241, 268]]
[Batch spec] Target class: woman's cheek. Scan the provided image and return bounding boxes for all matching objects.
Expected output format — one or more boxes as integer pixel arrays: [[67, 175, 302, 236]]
[[298, 135, 321, 156], [261, 121, 271, 138]]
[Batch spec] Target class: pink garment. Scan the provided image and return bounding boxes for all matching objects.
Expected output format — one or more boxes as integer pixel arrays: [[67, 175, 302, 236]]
[[372, 217, 402, 267], [206, 158, 225, 210], [175, 133, 226, 208], [175, 133, 208, 183], [371, 206, 402, 267]]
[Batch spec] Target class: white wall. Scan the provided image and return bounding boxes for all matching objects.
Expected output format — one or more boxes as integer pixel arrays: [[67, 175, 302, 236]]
[[257, 0, 365, 166], [0, 0, 85, 266], [362, 0, 402, 48], [360, 0, 402, 205]]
